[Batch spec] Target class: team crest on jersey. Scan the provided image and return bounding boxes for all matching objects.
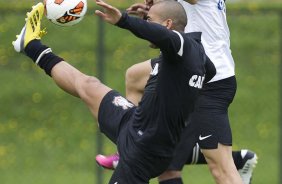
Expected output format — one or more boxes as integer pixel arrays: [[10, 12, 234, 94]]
[[218, 0, 226, 11], [112, 96, 134, 110]]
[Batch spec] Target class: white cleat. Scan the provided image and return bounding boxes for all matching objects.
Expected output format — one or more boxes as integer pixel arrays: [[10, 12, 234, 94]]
[[238, 149, 258, 184], [13, 26, 27, 52], [12, 2, 45, 53]]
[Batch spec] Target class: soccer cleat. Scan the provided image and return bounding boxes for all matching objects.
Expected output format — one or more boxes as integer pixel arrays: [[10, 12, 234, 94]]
[[12, 2, 45, 52], [238, 149, 258, 184], [96, 153, 119, 170]]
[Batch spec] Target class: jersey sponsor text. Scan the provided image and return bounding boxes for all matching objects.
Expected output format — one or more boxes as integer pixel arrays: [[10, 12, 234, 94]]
[[189, 75, 205, 89]]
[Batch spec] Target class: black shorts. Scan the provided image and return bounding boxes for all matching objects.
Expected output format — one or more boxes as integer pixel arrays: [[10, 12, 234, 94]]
[[167, 76, 237, 170], [98, 90, 172, 184], [167, 121, 198, 170], [98, 90, 135, 144], [108, 147, 172, 184]]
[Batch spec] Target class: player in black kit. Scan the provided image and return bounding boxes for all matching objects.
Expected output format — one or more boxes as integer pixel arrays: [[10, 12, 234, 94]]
[[13, 1, 215, 183]]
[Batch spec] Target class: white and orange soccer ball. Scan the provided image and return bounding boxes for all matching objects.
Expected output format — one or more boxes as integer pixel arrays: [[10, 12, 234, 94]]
[[44, 0, 87, 26]]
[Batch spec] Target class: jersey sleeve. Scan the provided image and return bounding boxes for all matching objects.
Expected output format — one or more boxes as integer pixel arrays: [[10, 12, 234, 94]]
[[116, 13, 185, 57]]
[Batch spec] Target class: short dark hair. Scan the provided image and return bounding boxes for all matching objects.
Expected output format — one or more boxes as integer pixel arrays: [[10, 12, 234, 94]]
[[152, 0, 187, 31]]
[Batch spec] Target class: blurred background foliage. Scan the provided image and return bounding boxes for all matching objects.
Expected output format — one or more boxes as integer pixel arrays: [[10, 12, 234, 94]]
[[0, 0, 281, 184]]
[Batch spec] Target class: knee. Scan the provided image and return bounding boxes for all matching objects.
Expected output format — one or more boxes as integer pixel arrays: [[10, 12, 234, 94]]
[[125, 65, 139, 90], [158, 170, 182, 181], [81, 75, 101, 87], [77, 75, 102, 100]]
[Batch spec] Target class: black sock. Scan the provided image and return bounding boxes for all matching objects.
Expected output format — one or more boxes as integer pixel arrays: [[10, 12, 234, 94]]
[[159, 178, 183, 184], [24, 39, 64, 76], [232, 150, 243, 169], [186, 145, 243, 168], [193, 150, 244, 170]]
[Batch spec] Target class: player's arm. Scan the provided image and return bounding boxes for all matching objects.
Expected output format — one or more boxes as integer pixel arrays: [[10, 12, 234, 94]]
[[126, 0, 198, 18], [117, 13, 184, 56], [95, 0, 182, 56]]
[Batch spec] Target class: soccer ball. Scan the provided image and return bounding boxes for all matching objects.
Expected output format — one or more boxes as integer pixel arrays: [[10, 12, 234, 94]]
[[44, 0, 87, 26]]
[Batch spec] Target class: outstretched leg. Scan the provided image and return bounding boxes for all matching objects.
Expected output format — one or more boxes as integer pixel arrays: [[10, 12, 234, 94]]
[[12, 2, 111, 119]]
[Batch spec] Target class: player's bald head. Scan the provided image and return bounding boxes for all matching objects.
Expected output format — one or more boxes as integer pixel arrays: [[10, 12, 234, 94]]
[[149, 0, 187, 31]]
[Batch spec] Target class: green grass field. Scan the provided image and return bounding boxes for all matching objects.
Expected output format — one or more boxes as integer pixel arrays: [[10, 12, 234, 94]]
[[0, 2, 280, 184]]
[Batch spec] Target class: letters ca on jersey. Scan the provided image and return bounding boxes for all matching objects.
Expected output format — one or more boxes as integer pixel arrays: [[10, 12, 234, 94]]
[[151, 63, 204, 89], [189, 75, 205, 89]]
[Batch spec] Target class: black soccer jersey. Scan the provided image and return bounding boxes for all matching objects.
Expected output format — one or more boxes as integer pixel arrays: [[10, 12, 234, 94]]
[[117, 13, 215, 157]]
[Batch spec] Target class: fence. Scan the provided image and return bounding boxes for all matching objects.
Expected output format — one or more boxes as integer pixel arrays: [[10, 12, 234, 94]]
[[0, 2, 281, 184]]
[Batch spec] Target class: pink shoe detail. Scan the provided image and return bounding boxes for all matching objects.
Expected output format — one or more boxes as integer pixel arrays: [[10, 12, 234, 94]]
[[96, 153, 119, 170]]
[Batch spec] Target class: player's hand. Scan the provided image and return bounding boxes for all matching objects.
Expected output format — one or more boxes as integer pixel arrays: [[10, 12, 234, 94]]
[[126, 3, 149, 19], [95, 0, 122, 25], [144, 0, 154, 7]]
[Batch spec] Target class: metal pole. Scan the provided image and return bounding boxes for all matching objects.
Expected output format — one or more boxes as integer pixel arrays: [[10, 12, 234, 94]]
[[278, 11, 282, 183], [96, 17, 105, 184]]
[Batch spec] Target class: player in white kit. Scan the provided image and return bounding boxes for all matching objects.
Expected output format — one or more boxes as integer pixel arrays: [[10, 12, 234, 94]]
[[158, 0, 240, 184], [96, 0, 257, 183]]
